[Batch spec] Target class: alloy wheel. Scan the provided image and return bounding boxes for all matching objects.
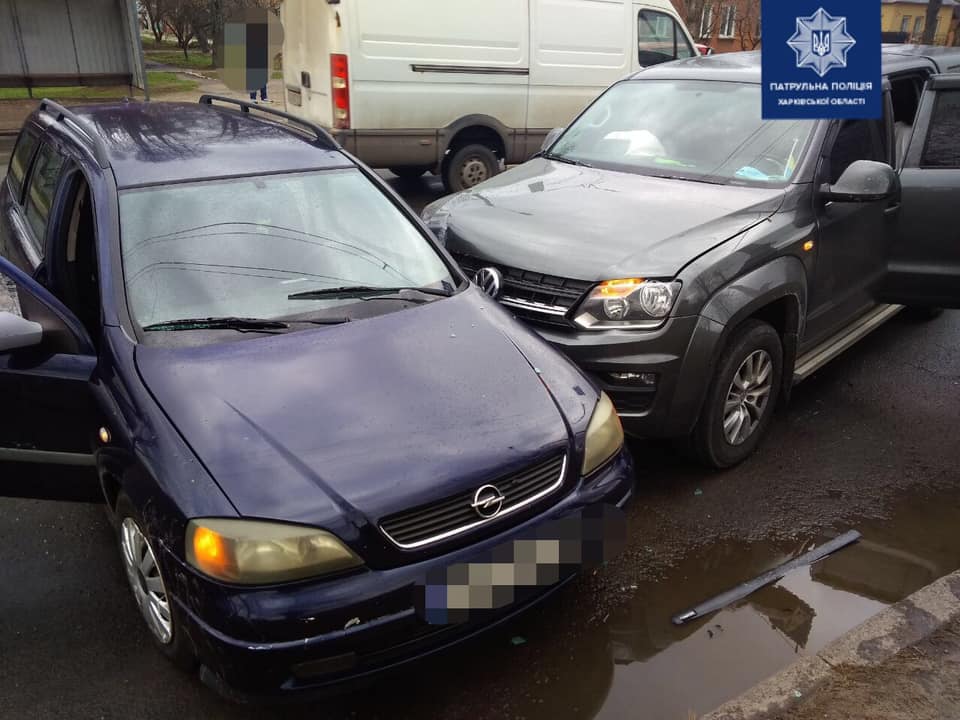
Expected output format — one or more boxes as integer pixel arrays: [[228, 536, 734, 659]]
[[722, 349, 773, 446], [120, 517, 173, 645]]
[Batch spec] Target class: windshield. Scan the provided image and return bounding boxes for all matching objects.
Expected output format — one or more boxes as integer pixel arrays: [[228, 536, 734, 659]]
[[548, 80, 816, 186], [119, 169, 456, 329]]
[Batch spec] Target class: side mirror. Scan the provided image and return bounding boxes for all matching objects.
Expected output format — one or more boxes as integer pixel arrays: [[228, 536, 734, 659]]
[[0, 311, 42, 353], [820, 160, 898, 203], [540, 127, 565, 154]]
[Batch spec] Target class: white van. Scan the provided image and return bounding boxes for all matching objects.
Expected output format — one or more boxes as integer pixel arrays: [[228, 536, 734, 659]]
[[280, 0, 697, 191]]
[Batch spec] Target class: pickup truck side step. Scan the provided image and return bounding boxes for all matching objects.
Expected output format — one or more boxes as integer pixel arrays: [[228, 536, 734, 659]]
[[793, 304, 904, 382]]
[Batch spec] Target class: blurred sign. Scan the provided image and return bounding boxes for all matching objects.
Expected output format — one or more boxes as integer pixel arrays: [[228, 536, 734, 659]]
[[761, 0, 881, 119]]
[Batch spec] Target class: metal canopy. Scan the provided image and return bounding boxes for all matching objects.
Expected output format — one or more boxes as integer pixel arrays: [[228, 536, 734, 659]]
[[0, 0, 147, 94]]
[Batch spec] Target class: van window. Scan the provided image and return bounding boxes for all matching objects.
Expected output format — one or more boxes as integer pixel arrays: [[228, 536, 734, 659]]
[[8, 130, 39, 201], [921, 90, 960, 168], [23, 143, 67, 254], [638, 10, 693, 66]]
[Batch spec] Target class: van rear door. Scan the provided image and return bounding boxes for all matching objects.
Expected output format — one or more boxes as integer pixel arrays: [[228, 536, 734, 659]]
[[280, 0, 339, 128]]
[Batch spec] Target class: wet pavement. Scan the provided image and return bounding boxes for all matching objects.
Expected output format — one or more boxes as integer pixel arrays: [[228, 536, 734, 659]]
[[1, 137, 959, 718]]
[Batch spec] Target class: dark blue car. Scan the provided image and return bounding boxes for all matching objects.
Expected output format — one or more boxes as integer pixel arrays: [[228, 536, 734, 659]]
[[0, 97, 633, 699]]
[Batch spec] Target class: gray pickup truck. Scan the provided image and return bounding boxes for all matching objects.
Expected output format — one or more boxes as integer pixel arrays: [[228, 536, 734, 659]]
[[423, 48, 960, 468]]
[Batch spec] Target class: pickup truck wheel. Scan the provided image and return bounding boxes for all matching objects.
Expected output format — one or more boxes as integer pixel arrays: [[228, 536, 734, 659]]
[[692, 320, 783, 469], [116, 495, 196, 671], [443, 144, 500, 192], [904, 306, 943, 322]]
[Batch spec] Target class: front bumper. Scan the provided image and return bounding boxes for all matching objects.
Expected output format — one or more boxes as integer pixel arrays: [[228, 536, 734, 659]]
[[166, 450, 634, 701], [532, 315, 724, 438]]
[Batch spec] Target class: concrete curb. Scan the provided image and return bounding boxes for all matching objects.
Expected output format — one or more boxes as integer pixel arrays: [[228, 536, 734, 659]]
[[703, 568, 960, 720]]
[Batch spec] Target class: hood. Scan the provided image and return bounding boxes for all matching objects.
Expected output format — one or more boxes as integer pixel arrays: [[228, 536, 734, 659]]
[[135, 290, 572, 528], [438, 158, 785, 280]]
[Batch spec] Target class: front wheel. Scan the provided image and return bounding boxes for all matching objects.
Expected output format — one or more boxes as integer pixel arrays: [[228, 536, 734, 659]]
[[116, 495, 196, 670], [691, 320, 783, 469], [442, 143, 500, 192]]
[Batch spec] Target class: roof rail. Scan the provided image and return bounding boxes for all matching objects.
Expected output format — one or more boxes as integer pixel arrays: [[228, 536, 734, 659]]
[[38, 99, 110, 169], [198, 94, 339, 150]]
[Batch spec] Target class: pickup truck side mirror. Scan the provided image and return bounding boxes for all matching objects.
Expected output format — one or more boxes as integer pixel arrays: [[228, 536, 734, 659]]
[[820, 160, 899, 203], [0, 311, 43, 352], [540, 127, 565, 154]]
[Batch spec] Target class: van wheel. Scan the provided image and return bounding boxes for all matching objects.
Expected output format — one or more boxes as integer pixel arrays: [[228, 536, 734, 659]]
[[389, 166, 430, 180], [115, 494, 196, 671], [443, 144, 500, 192], [691, 320, 783, 469]]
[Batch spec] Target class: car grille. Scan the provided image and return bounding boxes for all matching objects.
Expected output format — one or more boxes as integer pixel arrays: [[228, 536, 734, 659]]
[[379, 453, 567, 549], [451, 252, 592, 328]]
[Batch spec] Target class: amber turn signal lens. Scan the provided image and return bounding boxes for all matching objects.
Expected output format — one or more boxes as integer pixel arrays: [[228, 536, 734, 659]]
[[597, 278, 645, 297]]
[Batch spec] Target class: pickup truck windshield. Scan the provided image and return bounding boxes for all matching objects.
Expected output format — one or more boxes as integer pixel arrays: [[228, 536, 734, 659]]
[[548, 80, 816, 186], [119, 169, 455, 330]]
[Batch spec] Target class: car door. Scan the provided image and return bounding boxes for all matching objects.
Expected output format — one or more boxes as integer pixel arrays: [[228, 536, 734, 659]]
[[0, 231, 101, 501], [881, 75, 960, 308], [803, 116, 892, 347]]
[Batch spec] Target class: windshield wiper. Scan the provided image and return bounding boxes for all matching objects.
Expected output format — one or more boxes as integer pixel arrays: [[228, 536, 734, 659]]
[[142, 316, 290, 332], [544, 153, 593, 168], [287, 285, 453, 301]]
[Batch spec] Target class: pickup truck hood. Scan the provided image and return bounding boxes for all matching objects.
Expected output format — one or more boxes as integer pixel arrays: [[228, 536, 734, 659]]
[[440, 158, 786, 279], [134, 291, 570, 527]]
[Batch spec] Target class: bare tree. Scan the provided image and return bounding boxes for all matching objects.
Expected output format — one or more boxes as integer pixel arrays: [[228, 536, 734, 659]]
[[736, 0, 762, 50], [143, 0, 168, 44], [922, 0, 943, 44], [164, 0, 204, 59]]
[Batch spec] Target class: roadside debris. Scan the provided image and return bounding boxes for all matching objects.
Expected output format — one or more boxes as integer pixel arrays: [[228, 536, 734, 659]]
[[671, 530, 862, 626]]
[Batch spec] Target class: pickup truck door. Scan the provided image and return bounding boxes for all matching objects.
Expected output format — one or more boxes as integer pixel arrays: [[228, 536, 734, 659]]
[[881, 75, 960, 308], [0, 256, 102, 501]]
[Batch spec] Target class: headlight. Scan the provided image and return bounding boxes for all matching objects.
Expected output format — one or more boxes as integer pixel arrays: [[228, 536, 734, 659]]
[[185, 519, 363, 585], [573, 278, 681, 330], [421, 202, 450, 246], [582, 392, 624, 476]]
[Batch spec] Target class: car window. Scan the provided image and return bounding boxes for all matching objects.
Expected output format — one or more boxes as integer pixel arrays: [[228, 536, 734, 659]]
[[119, 168, 456, 332], [826, 120, 885, 184], [638, 10, 693, 66], [8, 130, 39, 201], [548, 80, 815, 186], [920, 89, 960, 168], [23, 143, 67, 254]]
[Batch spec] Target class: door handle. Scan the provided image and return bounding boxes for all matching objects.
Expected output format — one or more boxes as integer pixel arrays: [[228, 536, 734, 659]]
[[884, 203, 901, 216]]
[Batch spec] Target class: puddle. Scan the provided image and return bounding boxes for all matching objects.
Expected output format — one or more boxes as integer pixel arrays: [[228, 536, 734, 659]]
[[589, 487, 960, 719], [389, 485, 960, 720]]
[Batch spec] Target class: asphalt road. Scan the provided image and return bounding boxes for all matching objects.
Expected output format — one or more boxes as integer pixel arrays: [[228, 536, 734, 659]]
[[1, 138, 959, 718]]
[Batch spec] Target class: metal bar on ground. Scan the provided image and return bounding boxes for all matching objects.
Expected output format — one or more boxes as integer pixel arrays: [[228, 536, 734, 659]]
[[671, 529, 862, 626]]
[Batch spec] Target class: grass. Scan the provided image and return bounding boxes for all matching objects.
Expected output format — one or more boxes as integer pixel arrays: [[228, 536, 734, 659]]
[[144, 49, 215, 71], [0, 71, 198, 100]]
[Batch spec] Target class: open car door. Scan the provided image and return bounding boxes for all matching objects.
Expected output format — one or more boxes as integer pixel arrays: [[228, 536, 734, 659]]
[[881, 75, 960, 308], [0, 256, 102, 501]]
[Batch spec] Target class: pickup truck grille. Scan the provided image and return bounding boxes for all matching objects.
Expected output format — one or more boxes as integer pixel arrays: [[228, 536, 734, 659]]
[[451, 252, 592, 328], [379, 454, 567, 549]]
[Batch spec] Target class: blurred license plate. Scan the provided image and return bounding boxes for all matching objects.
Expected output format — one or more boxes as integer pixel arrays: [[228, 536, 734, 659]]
[[415, 504, 625, 625]]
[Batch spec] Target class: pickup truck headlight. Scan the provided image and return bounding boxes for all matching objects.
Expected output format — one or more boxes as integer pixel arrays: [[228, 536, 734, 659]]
[[186, 519, 363, 585], [421, 203, 450, 246], [582, 392, 624, 476], [573, 278, 681, 330]]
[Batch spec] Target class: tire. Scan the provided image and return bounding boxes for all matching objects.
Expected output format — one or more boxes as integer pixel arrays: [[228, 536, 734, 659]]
[[442, 143, 500, 193], [691, 320, 783, 469], [388, 166, 430, 180], [904, 306, 944, 322], [115, 495, 196, 671]]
